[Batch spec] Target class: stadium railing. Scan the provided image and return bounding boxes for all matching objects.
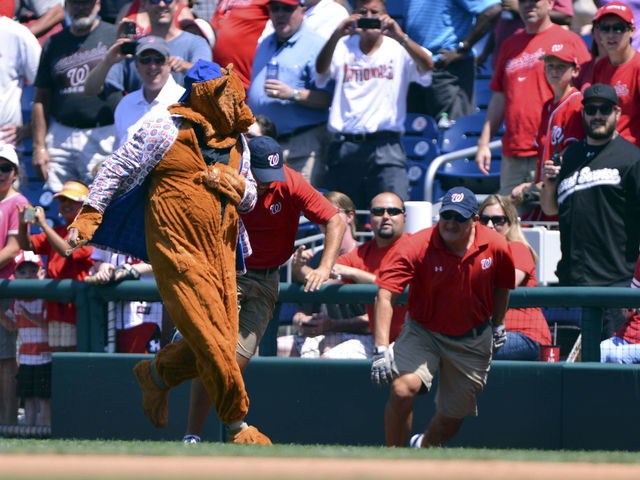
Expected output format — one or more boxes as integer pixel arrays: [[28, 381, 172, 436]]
[[1, 279, 638, 362]]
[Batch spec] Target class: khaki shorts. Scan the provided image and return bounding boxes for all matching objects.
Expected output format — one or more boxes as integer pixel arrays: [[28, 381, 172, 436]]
[[499, 154, 537, 197], [48, 321, 77, 348], [394, 319, 492, 418], [236, 268, 280, 359]]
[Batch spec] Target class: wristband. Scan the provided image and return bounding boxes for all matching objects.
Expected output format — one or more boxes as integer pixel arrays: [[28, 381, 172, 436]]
[[291, 89, 301, 101], [373, 345, 388, 355], [400, 34, 409, 47]]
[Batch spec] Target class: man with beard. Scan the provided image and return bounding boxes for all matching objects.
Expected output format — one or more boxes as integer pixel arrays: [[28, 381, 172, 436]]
[[32, 0, 119, 192], [540, 83, 640, 336]]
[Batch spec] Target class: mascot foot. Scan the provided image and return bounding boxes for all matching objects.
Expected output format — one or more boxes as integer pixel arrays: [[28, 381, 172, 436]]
[[133, 359, 169, 428], [227, 425, 272, 445]]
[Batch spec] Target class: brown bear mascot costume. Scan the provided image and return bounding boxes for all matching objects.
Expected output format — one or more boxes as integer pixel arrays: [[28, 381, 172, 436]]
[[68, 61, 271, 444]]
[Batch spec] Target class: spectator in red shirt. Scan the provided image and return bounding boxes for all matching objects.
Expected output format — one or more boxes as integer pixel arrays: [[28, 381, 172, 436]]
[[592, 1, 640, 146], [479, 195, 551, 360], [371, 186, 515, 448], [475, 0, 590, 196], [17, 181, 94, 352], [512, 41, 584, 220]]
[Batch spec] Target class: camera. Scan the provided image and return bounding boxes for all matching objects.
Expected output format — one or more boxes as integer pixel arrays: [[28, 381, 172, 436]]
[[120, 40, 138, 56], [24, 207, 36, 223], [551, 152, 562, 167], [357, 17, 381, 30]]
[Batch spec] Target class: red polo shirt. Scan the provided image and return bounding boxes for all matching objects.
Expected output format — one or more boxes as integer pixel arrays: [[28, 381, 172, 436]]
[[376, 224, 515, 336], [241, 166, 338, 269], [337, 233, 411, 342]]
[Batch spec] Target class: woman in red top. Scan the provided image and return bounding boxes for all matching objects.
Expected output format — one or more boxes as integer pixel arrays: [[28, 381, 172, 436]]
[[479, 195, 551, 360]]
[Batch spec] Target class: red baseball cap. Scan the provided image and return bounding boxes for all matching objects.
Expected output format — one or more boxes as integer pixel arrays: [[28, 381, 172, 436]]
[[540, 43, 580, 65], [593, 1, 635, 26]]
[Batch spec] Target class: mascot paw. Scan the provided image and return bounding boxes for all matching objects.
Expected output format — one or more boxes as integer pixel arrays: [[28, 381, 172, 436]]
[[227, 425, 272, 445]]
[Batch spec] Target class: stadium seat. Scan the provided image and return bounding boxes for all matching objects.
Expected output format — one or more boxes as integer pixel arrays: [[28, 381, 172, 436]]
[[439, 112, 503, 153], [402, 135, 439, 162], [436, 157, 500, 194], [475, 78, 493, 111], [404, 113, 438, 139]]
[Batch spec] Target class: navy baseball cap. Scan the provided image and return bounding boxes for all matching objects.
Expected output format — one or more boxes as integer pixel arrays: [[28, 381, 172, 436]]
[[582, 83, 619, 106], [248, 136, 286, 183], [440, 186, 478, 219], [179, 60, 223, 103]]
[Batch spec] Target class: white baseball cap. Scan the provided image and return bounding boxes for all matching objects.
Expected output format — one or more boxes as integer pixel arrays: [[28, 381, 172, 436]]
[[0, 143, 19, 168]]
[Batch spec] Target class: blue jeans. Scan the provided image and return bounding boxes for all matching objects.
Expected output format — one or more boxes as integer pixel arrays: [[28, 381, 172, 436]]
[[600, 336, 640, 364], [493, 332, 540, 361]]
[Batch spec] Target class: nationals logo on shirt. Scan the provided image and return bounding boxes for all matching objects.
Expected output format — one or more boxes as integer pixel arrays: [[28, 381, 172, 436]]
[[269, 202, 282, 214], [505, 48, 545, 75]]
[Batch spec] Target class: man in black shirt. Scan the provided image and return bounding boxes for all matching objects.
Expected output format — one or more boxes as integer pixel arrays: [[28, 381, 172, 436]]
[[32, 0, 119, 192], [541, 83, 640, 336]]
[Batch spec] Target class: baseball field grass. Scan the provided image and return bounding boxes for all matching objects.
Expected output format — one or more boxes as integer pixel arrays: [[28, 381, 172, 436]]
[[2, 438, 640, 480]]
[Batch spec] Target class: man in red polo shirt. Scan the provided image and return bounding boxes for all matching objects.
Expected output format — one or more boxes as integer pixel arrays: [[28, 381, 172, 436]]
[[181, 135, 345, 443], [371, 187, 515, 448], [333, 191, 410, 344]]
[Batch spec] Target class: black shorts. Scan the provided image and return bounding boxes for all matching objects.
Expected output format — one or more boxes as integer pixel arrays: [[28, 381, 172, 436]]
[[16, 363, 52, 399]]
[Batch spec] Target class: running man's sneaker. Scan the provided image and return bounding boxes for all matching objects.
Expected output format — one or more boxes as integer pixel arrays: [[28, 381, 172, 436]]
[[183, 435, 201, 444], [409, 433, 424, 448]]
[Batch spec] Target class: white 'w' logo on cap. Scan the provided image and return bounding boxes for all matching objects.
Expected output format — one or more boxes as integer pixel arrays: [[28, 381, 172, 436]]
[[268, 153, 280, 167], [451, 193, 464, 202]]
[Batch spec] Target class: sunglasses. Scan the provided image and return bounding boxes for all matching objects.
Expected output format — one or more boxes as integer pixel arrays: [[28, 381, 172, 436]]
[[148, 0, 174, 4], [269, 4, 296, 13], [0, 164, 16, 173], [440, 211, 470, 223], [370, 207, 405, 217], [479, 214, 509, 226], [583, 103, 614, 116], [138, 55, 166, 65], [596, 23, 630, 34]]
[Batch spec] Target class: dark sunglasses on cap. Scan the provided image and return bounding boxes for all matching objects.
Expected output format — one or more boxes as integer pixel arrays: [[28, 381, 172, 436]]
[[370, 207, 405, 217], [138, 55, 166, 65], [479, 214, 509, 226], [440, 211, 470, 223], [583, 103, 615, 116], [0, 164, 16, 173], [148, 0, 175, 4], [596, 23, 630, 34]]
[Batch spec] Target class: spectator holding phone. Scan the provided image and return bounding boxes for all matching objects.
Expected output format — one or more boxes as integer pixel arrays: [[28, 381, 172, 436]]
[[315, 0, 433, 209], [540, 83, 640, 337], [83, 0, 211, 99]]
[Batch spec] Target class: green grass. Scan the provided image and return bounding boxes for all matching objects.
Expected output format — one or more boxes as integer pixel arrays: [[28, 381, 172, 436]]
[[0, 438, 639, 463]]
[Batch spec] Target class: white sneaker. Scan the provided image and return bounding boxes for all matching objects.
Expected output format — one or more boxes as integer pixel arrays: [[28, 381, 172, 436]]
[[183, 435, 201, 444], [409, 433, 424, 448]]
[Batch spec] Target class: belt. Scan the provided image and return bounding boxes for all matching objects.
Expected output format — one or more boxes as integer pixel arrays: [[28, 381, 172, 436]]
[[58, 119, 113, 129], [247, 266, 280, 275], [441, 321, 491, 340], [335, 130, 401, 143], [277, 123, 323, 143]]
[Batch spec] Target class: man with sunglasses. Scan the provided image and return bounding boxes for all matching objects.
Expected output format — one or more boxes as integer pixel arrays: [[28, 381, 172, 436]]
[[83, 0, 211, 99], [541, 83, 640, 337], [592, 1, 640, 146], [331, 192, 410, 347], [113, 36, 185, 148], [372, 186, 515, 447]]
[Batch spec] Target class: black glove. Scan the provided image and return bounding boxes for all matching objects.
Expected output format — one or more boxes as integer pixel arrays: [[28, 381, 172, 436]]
[[370, 345, 396, 387], [492, 325, 506, 351]]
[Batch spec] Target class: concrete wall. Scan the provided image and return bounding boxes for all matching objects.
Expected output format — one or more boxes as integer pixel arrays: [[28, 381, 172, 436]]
[[52, 354, 640, 450]]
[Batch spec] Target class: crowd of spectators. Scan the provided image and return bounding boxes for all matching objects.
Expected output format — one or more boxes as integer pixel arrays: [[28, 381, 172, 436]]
[[3, 0, 640, 429]]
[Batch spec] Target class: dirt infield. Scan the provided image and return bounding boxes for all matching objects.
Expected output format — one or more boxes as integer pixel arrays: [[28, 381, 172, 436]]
[[2, 455, 640, 479]]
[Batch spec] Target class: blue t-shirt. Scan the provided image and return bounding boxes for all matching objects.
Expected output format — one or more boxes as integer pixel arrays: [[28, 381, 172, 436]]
[[247, 23, 330, 136], [404, 0, 500, 53], [105, 31, 212, 94]]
